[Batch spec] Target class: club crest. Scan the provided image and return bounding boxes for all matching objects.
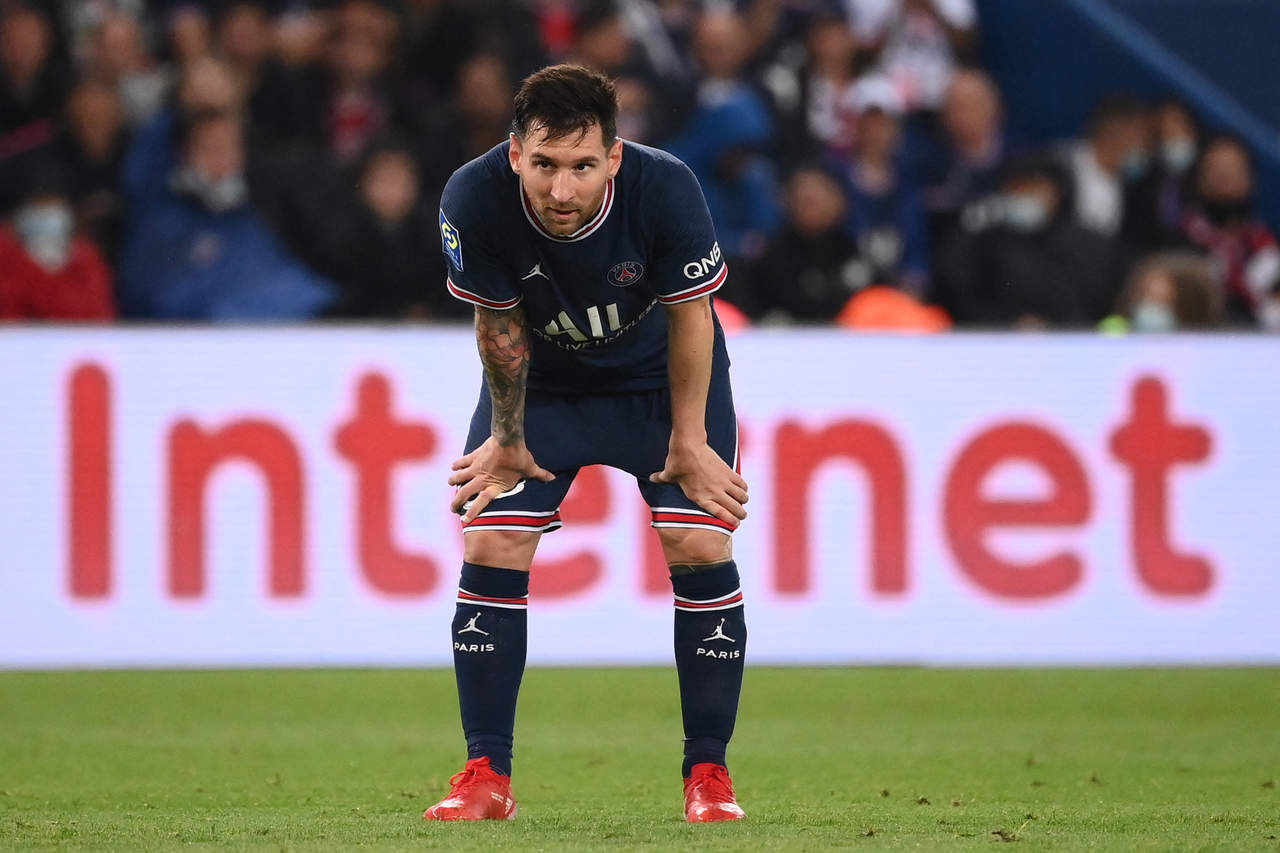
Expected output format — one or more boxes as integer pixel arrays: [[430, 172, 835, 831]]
[[607, 261, 644, 287]]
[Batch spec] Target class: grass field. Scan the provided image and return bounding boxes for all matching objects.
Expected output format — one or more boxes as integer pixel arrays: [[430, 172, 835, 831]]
[[1, 668, 1277, 851]]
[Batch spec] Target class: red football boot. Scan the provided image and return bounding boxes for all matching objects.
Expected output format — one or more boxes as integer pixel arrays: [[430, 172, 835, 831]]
[[683, 762, 746, 822], [422, 757, 518, 821]]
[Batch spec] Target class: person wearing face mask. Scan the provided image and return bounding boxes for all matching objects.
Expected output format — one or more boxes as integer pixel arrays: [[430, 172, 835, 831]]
[[1121, 98, 1200, 255], [1178, 135, 1280, 329], [1060, 93, 1150, 238], [117, 110, 336, 320], [1103, 251, 1222, 333], [931, 155, 1121, 327], [0, 162, 115, 320]]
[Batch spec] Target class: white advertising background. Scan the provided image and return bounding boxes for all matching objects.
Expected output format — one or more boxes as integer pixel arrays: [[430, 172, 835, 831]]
[[1, 328, 1276, 667]]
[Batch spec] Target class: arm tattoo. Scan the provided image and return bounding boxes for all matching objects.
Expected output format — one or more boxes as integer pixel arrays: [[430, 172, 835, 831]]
[[475, 305, 531, 446]]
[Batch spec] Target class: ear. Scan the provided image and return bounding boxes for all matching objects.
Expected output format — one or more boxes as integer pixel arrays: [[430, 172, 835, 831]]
[[606, 138, 623, 180], [508, 132, 522, 175]]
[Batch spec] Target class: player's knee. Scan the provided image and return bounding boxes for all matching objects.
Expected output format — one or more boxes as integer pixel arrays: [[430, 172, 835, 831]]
[[463, 530, 539, 571], [657, 527, 732, 566]]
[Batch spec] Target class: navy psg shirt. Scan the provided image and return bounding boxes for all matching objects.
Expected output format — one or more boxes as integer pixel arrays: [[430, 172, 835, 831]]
[[439, 140, 729, 393]]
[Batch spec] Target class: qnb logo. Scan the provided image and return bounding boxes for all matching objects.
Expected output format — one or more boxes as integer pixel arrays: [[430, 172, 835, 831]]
[[682, 242, 722, 280]]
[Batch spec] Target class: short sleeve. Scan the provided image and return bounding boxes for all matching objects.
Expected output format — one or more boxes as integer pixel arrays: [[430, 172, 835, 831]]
[[648, 161, 729, 305], [439, 170, 522, 310]]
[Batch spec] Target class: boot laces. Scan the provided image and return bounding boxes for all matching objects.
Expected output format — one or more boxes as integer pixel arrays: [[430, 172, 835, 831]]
[[692, 765, 736, 801], [447, 760, 497, 795]]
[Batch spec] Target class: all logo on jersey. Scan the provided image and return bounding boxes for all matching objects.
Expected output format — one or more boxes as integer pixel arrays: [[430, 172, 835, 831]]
[[683, 242, 722, 279], [607, 260, 645, 287], [439, 208, 463, 271]]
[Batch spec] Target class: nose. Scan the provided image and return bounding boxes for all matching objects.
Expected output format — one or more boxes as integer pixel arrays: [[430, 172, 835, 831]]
[[549, 171, 574, 205]]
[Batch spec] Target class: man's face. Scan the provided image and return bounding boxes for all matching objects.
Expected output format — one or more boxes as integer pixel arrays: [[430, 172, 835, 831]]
[[510, 123, 622, 236], [185, 115, 245, 180], [1198, 141, 1252, 204]]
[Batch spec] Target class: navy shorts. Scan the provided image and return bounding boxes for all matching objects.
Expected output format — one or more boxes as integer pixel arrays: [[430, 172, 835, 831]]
[[459, 363, 740, 537]]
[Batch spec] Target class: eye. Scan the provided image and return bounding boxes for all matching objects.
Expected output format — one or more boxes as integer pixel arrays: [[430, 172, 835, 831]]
[[574, 163, 592, 172]]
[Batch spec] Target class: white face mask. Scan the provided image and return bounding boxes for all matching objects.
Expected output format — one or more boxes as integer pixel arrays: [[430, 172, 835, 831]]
[[15, 202, 74, 272], [1120, 148, 1151, 182], [171, 167, 249, 213], [1131, 300, 1177, 332], [1161, 138, 1197, 174], [1001, 193, 1051, 233]]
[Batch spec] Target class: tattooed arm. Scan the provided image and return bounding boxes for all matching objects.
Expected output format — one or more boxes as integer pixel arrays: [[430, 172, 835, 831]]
[[476, 305, 532, 445], [448, 305, 554, 521]]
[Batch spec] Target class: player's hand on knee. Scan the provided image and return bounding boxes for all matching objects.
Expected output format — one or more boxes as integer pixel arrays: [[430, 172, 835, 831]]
[[650, 443, 749, 526], [449, 436, 554, 522]]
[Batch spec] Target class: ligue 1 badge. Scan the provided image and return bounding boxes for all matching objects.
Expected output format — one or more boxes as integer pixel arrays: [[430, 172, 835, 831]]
[[439, 209, 463, 271]]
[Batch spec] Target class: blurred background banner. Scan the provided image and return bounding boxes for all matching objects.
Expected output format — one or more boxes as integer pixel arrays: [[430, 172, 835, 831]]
[[2, 328, 1276, 668]]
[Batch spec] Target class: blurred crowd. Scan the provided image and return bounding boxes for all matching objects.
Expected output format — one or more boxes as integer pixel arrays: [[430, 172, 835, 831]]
[[2, 0, 1278, 331]]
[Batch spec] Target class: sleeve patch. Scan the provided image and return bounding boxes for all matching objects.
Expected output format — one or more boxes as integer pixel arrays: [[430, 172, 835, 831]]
[[439, 208, 463, 271], [682, 242, 723, 281]]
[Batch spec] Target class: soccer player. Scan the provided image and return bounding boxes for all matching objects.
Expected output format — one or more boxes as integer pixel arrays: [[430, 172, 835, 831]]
[[423, 65, 750, 823]]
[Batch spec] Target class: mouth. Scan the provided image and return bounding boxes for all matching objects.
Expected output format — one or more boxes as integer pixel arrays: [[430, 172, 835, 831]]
[[546, 207, 578, 222]]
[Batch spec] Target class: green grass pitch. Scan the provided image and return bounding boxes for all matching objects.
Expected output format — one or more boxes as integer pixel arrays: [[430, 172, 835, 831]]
[[1, 667, 1277, 851]]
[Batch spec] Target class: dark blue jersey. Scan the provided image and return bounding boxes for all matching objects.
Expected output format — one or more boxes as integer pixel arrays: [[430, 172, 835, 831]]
[[439, 140, 729, 393]]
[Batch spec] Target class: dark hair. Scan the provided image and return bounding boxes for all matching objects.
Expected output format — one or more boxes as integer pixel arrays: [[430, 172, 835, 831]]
[[513, 64, 618, 145], [17, 155, 71, 202]]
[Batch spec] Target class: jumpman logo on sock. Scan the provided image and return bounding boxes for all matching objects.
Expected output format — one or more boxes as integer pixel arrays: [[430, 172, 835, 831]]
[[701, 618, 736, 643], [457, 613, 491, 636]]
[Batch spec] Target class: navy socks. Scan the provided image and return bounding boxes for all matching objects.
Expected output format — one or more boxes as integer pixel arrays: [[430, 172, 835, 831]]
[[451, 560, 746, 779], [452, 562, 528, 777], [670, 560, 747, 777]]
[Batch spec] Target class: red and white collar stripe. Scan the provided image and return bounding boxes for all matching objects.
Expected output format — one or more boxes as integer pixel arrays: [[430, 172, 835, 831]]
[[520, 179, 615, 242]]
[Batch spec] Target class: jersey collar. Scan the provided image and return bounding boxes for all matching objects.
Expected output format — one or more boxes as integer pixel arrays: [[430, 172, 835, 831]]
[[520, 179, 615, 242]]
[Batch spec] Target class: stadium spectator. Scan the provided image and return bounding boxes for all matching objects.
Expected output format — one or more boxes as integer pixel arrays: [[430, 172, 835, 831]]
[[167, 5, 213, 67], [918, 67, 1012, 246], [1107, 251, 1223, 332], [1122, 98, 1200, 254], [123, 56, 244, 210], [1178, 135, 1280, 329], [0, 160, 115, 320], [273, 6, 328, 70], [117, 110, 335, 320], [568, 3, 680, 141], [1, 6, 67, 212], [86, 13, 168, 127], [799, 14, 863, 159], [286, 0, 412, 164], [568, 2, 633, 77], [933, 155, 1120, 327], [848, 0, 978, 113], [327, 140, 468, 320], [614, 74, 660, 145], [665, 9, 781, 263], [214, 0, 307, 147], [838, 76, 929, 294], [57, 76, 131, 261], [417, 53, 515, 199], [401, 0, 484, 99], [1061, 93, 1150, 238], [611, 0, 694, 86], [736, 165, 868, 322]]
